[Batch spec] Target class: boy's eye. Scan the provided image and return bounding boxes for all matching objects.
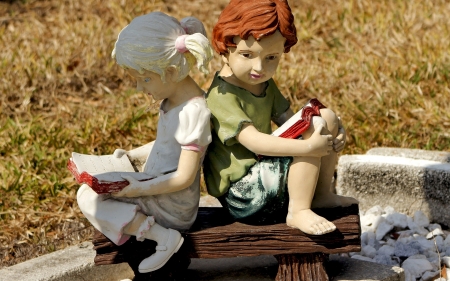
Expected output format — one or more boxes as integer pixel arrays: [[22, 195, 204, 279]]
[[241, 53, 252, 58], [144, 78, 150, 82], [267, 55, 277, 60]]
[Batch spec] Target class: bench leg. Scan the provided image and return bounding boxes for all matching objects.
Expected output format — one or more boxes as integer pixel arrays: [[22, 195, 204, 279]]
[[275, 253, 329, 281]]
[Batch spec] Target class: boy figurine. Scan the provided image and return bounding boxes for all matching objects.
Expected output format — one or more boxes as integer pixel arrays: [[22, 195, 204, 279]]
[[204, 0, 357, 235]]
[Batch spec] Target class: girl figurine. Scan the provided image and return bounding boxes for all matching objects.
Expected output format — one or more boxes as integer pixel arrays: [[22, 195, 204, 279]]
[[76, 12, 213, 273], [204, 0, 357, 235]]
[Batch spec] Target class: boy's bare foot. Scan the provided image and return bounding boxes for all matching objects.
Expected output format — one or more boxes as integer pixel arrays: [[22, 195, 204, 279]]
[[286, 209, 336, 235], [311, 192, 358, 209]]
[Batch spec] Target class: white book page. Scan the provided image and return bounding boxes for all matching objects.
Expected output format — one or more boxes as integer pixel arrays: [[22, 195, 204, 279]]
[[71, 152, 136, 175], [271, 108, 304, 137]]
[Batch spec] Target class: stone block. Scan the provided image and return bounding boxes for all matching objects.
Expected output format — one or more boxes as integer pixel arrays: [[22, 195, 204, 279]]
[[336, 148, 450, 227]]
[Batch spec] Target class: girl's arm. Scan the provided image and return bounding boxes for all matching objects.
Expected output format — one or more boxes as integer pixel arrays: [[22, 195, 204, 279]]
[[236, 123, 333, 158], [113, 141, 155, 171], [111, 149, 201, 198]]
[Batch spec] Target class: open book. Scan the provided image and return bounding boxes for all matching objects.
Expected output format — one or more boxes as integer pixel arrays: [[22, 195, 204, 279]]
[[272, 98, 326, 139], [68, 152, 153, 194]]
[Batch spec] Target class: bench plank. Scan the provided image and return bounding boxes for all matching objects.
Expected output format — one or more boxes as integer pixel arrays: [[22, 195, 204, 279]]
[[93, 204, 360, 264]]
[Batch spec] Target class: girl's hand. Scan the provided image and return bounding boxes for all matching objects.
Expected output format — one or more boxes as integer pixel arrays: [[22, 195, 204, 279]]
[[113, 148, 128, 158], [306, 124, 333, 157], [111, 175, 144, 198], [333, 117, 346, 153]]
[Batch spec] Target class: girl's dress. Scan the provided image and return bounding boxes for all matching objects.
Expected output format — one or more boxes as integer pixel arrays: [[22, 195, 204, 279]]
[[77, 97, 211, 245]]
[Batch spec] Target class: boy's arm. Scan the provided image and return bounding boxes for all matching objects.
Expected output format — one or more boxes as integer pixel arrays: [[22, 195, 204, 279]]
[[272, 108, 294, 127], [236, 123, 333, 158]]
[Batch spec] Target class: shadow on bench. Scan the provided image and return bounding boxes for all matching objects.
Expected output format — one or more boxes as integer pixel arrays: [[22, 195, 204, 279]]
[[93, 204, 361, 281]]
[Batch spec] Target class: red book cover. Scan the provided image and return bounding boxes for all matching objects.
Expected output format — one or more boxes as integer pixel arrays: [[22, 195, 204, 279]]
[[68, 152, 152, 194], [271, 98, 326, 139]]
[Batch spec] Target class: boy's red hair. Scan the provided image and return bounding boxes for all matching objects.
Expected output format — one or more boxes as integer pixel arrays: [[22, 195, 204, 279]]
[[212, 0, 298, 55]]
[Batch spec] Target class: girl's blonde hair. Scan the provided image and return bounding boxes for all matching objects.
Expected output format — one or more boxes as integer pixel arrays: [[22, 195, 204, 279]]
[[112, 12, 213, 82]]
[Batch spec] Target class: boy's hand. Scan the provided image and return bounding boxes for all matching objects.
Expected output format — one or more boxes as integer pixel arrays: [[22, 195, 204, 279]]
[[333, 117, 346, 153], [306, 124, 333, 157]]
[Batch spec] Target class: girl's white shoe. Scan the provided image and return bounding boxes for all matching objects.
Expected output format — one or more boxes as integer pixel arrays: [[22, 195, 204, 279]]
[[138, 228, 184, 273]]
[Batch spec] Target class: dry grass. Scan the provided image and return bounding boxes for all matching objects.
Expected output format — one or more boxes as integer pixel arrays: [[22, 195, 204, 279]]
[[0, 0, 449, 268]]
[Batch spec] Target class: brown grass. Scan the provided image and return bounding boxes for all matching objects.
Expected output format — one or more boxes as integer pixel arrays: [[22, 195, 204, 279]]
[[0, 0, 449, 267]]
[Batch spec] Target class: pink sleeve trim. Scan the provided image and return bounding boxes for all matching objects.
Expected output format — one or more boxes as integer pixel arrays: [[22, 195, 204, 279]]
[[181, 144, 206, 152]]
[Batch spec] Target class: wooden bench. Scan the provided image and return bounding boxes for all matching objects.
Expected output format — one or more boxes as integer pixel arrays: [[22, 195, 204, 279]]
[[93, 204, 361, 281]]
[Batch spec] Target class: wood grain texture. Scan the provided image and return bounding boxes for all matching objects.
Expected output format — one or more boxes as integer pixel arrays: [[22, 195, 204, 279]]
[[275, 253, 329, 281], [93, 204, 361, 264]]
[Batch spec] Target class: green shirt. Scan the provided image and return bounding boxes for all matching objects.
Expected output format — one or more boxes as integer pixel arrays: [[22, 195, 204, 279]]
[[204, 73, 290, 197]]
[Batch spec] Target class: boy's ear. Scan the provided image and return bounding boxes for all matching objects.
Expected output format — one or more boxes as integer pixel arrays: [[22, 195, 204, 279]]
[[221, 54, 229, 65], [164, 66, 179, 83]]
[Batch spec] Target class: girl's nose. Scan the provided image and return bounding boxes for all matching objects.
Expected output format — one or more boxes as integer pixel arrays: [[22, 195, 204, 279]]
[[136, 81, 144, 91]]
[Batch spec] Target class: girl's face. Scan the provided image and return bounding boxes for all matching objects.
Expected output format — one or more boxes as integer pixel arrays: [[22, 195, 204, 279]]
[[127, 68, 168, 101], [223, 31, 286, 88]]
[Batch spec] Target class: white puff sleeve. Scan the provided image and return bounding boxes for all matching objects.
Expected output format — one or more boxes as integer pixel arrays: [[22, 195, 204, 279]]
[[175, 98, 212, 152]]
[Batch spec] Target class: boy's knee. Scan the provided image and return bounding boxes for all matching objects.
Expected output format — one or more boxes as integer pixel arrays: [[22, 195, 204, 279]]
[[319, 108, 339, 136]]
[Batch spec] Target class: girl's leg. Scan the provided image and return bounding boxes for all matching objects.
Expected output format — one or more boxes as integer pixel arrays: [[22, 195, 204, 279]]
[[77, 184, 183, 273], [311, 109, 358, 208], [123, 212, 184, 273], [77, 184, 138, 245]]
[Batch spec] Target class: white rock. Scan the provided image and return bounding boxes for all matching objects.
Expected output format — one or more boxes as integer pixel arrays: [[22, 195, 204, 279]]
[[394, 241, 421, 257], [403, 269, 416, 281], [401, 255, 433, 278], [373, 254, 397, 266], [361, 214, 385, 233], [384, 205, 396, 215], [426, 228, 445, 239], [362, 245, 377, 258], [427, 223, 442, 232], [378, 245, 395, 256], [444, 234, 450, 246], [397, 230, 414, 239], [408, 216, 429, 236], [376, 221, 394, 240], [361, 232, 369, 246], [351, 255, 374, 262], [433, 236, 445, 252], [367, 232, 381, 250], [386, 238, 397, 247], [424, 250, 439, 261], [413, 210, 430, 228], [420, 270, 439, 281], [386, 212, 408, 229], [416, 237, 436, 252], [365, 205, 385, 216], [442, 256, 450, 268]]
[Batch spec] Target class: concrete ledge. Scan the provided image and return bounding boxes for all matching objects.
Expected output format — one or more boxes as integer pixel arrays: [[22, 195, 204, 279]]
[[366, 147, 450, 163], [0, 242, 133, 281], [336, 149, 450, 226], [0, 242, 404, 281]]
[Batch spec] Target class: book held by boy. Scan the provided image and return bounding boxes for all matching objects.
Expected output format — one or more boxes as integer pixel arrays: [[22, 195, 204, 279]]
[[271, 98, 326, 139], [68, 152, 152, 194]]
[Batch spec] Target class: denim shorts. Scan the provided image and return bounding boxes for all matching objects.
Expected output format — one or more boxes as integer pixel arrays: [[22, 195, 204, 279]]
[[218, 156, 292, 224]]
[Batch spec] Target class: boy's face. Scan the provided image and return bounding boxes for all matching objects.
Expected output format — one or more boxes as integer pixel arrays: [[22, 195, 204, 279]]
[[223, 30, 286, 87]]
